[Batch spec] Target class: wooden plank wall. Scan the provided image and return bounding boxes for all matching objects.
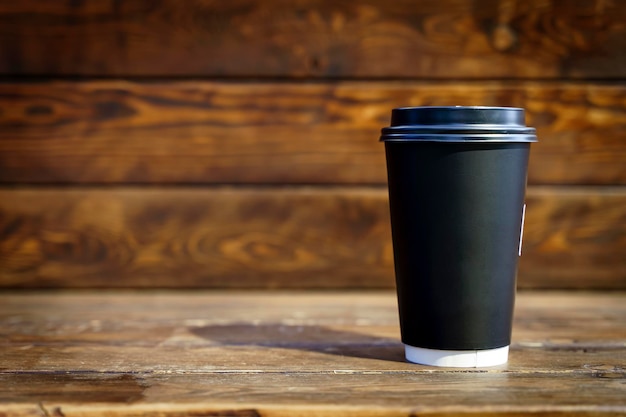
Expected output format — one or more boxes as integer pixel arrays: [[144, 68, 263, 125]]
[[0, 0, 625, 289]]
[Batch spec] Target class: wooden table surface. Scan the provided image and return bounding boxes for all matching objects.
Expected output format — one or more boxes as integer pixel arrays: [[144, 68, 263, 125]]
[[1, 290, 625, 416]]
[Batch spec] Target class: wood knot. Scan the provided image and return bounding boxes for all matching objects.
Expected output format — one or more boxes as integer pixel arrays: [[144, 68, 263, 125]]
[[491, 23, 517, 52]]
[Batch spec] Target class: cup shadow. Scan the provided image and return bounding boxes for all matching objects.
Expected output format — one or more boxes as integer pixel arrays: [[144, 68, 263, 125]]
[[189, 323, 406, 363]]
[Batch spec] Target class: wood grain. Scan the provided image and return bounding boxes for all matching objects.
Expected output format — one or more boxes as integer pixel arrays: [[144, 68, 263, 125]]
[[0, 0, 624, 79], [1, 291, 625, 368], [0, 187, 624, 289], [1, 81, 625, 185], [1, 291, 625, 415], [3, 373, 625, 416]]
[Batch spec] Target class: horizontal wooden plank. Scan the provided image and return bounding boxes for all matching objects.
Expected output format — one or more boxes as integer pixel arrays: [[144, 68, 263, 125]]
[[3, 345, 625, 375], [1, 291, 625, 415], [1, 81, 625, 185], [4, 373, 625, 415], [1, 0, 625, 79], [0, 187, 624, 289], [1, 292, 625, 370]]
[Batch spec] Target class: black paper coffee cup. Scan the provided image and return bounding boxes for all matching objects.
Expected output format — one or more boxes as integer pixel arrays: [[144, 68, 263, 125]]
[[380, 106, 537, 367]]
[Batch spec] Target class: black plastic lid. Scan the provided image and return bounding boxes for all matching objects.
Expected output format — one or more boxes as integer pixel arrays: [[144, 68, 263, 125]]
[[380, 106, 537, 143]]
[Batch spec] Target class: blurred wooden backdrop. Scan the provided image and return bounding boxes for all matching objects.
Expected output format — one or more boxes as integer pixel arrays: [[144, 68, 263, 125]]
[[0, 0, 624, 289]]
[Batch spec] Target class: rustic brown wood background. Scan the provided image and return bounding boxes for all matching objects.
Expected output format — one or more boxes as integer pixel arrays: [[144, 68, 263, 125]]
[[1, 0, 625, 289]]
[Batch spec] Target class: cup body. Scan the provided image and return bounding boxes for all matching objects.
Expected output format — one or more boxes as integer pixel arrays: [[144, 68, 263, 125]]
[[380, 107, 536, 367]]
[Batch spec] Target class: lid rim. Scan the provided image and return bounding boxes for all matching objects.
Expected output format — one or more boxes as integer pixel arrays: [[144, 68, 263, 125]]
[[380, 137, 537, 143], [381, 127, 537, 134], [393, 106, 524, 111], [383, 106, 537, 142]]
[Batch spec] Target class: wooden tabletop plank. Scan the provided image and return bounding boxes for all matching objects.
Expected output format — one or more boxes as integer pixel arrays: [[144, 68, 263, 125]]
[[1, 0, 624, 79], [2, 372, 626, 413], [0, 291, 625, 415], [1, 81, 624, 185], [2, 344, 625, 375], [1, 291, 625, 343], [1, 187, 625, 290]]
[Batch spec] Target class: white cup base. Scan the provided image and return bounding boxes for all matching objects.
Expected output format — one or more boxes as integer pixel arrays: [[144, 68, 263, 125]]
[[405, 344, 509, 367]]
